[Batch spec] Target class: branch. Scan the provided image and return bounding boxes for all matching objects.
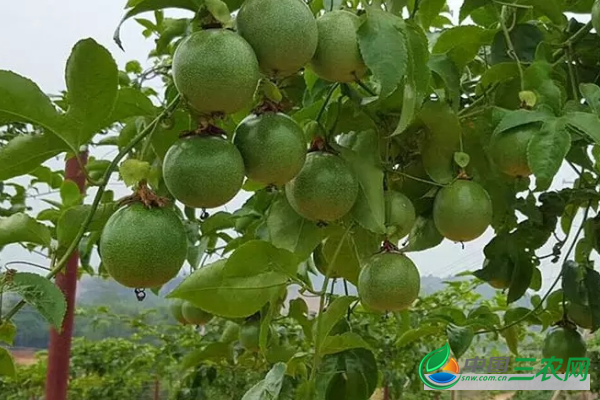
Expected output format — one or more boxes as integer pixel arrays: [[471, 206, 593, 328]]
[[496, 5, 525, 91], [2, 94, 181, 322], [553, 21, 594, 61]]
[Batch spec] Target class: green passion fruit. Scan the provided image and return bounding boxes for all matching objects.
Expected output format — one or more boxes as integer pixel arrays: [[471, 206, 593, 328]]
[[233, 112, 307, 186], [542, 326, 587, 372], [236, 0, 318, 77], [433, 179, 493, 242], [99, 202, 187, 288], [182, 301, 214, 326], [162, 135, 245, 209], [170, 299, 188, 325], [285, 151, 359, 222], [489, 125, 536, 177], [171, 29, 260, 115], [384, 190, 416, 243]]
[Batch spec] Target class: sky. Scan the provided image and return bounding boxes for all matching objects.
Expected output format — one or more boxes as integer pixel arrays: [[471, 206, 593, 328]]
[[0, 0, 592, 297]]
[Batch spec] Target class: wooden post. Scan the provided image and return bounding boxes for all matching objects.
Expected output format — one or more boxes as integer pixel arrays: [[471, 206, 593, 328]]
[[154, 375, 160, 400], [44, 152, 88, 400]]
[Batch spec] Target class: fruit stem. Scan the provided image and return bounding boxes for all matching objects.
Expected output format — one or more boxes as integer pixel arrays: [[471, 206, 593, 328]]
[[316, 83, 340, 123], [474, 199, 594, 336], [381, 240, 400, 253], [354, 79, 377, 97], [307, 224, 353, 397], [1, 94, 181, 323]]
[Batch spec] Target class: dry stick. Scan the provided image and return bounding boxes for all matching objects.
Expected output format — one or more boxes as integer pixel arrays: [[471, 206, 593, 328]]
[[307, 224, 353, 397], [475, 200, 593, 336], [1, 94, 181, 322]]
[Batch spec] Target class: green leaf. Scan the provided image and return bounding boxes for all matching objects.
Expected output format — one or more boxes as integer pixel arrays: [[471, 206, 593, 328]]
[[524, 61, 564, 114], [493, 109, 550, 135], [114, 0, 200, 49], [314, 296, 357, 348], [428, 54, 461, 107], [314, 349, 378, 400], [490, 24, 543, 65], [394, 21, 430, 135], [119, 159, 152, 186], [520, 0, 565, 25], [0, 213, 51, 247], [584, 267, 600, 332], [288, 298, 314, 341], [0, 71, 63, 134], [527, 119, 571, 191], [0, 134, 68, 181], [417, 0, 445, 30], [432, 26, 494, 70], [402, 215, 444, 252], [205, 0, 232, 25], [107, 87, 156, 123], [459, 0, 488, 22], [225, 240, 298, 278], [338, 134, 386, 235], [320, 332, 372, 356], [562, 111, 600, 145], [60, 181, 82, 208], [320, 228, 362, 285], [266, 195, 324, 260], [501, 325, 519, 356], [396, 326, 440, 347], [180, 342, 232, 370], [477, 62, 520, 93], [419, 100, 461, 184], [259, 79, 283, 103], [0, 348, 16, 377], [446, 324, 474, 359], [0, 322, 16, 345], [580, 83, 600, 116], [56, 203, 118, 251], [357, 7, 407, 98], [507, 251, 535, 304], [4, 272, 67, 330], [167, 258, 289, 319], [241, 362, 287, 400], [64, 38, 119, 145]]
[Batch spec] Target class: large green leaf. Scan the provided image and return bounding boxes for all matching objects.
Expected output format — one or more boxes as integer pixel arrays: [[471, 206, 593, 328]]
[[241, 362, 287, 400], [167, 253, 290, 318], [396, 326, 441, 347], [314, 348, 378, 400], [428, 53, 461, 107], [520, 0, 566, 25], [114, 0, 201, 49], [527, 119, 571, 191], [320, 228, 361, 285], [225, 240, 298, 278], [3, 272, 67, 330], [459, 0, 489, 22], [0, 348, 16, 378], [432, 26, 494, 70], [562, 111, 600, 145], [524, 61, 564, 115], [357, 7, 407, 98], [107, 87, 156, 124], [0, 134, 68, 181], [446, 324, 474, 359], [0, 71, 62, 133], [64, 38, 119, 146], [314, 296, 357, 349], [419, 101, 461, 184], [580, 83, 600, 116], [493, 109, 551, 135], [320, 332, 372, 356], [584, 267, 600, 333], [267, 195, 324, 259], [0, 213, 52, 247], [490, 24, 543, 65], [402, 215, 444, 252], [417, 0, 446, 30]]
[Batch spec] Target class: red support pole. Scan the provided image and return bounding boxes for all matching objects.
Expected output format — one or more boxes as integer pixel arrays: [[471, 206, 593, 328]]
[[45, 152, 88, 400]]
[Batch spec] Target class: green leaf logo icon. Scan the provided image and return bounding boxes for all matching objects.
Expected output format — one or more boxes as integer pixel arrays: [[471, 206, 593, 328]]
[[425, 343, 450, 373]]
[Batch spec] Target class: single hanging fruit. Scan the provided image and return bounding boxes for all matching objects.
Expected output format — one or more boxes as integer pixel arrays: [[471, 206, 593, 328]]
[[182, 301, 214, 326], [163, 135, 245, 209], [385, 190, 416, 243], [285, 151, 358, 222], [171, 29, 260, 115], [358, 250, 420, 312], [309, 10, 367, 83], [236, 0, 318, 77], [542, 326, 587, 372], [233, 112, 307, 186], [488, 124, 536, 177], [433, 179, 493, 242], [99, 202, 187, 288]]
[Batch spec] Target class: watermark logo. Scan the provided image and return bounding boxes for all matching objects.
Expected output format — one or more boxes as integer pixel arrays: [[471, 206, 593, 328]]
[[418, 343, 460, 390], [419, 344, 591, 391]]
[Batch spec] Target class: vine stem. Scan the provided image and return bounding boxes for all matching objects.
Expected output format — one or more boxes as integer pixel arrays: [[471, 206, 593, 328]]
[[496, 5, 525, 91], [566, 46, 580, 101], [552, 21, 594, 60], [475, 200, 593, 336], [307, 224, 353, 397], [1, 94, 181, 323], [391, 169, 446, 187], [316, 83, 340, 123]]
